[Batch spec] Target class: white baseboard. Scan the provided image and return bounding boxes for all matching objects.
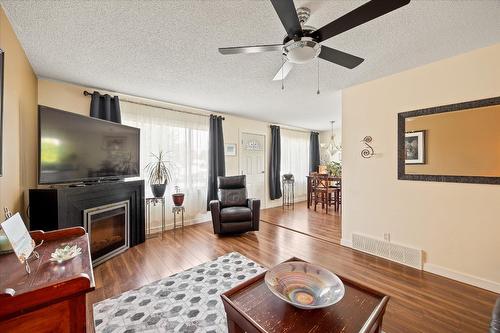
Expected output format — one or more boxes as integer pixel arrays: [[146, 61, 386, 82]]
[[340, 238, 352, 248], [148, 215, 209, 233], [424, 263, 500, 294], [342, 236, 499, 293]]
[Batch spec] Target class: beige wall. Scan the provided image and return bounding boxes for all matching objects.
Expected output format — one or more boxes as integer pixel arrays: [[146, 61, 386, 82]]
[[405, 105, 500, 176], [342, 43, 500, 291], [38, 79, 295, 209], [0, 7, 37, 216]]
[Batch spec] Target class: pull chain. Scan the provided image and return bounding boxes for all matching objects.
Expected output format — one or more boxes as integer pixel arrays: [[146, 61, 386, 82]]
[[316, 58, 320, 95], [281, 56, 285, 91]]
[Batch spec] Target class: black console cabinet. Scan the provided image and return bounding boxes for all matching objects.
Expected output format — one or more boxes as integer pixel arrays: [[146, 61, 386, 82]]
[[29, 179, 145, 247]]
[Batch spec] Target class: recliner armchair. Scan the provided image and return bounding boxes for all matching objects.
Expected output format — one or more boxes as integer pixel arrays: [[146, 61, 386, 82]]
[[209, 175, 260, 234]]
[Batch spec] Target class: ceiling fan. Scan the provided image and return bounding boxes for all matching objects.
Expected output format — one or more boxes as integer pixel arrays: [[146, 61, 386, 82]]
[[218, 0, 410, 81]]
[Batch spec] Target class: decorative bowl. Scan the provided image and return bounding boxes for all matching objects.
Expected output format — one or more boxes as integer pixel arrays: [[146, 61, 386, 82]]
[[50, 244, 82, 263], [264, 261, 345, 309]]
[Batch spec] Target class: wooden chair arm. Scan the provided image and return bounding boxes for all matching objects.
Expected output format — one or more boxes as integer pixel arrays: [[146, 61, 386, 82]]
[[30, 227, 86, 242]]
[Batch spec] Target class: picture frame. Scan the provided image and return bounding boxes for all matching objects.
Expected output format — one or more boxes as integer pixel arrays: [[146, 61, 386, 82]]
[[405, 131, 425, 164], [0, 49, 4, 176], [224, 143, 237, 156]]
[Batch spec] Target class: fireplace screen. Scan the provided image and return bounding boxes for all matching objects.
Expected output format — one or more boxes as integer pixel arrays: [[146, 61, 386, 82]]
[[84, 201, 129, 266]]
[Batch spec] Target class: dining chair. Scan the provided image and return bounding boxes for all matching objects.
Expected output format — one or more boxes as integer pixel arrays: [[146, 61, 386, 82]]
[[311, 174, 334, 213], [329, 179, 341, 211]]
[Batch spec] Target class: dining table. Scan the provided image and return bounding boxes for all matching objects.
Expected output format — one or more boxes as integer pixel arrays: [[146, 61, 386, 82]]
[[306, 175, 341, 211]]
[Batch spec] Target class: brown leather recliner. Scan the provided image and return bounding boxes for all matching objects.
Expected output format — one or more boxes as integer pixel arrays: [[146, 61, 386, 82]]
[[209, 175, 260, 234]]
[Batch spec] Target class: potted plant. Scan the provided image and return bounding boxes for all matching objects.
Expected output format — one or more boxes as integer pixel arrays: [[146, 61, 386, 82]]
[[172, 186, 185, 207], [326, 161, 342, 177], [145, 151, 172, 198]]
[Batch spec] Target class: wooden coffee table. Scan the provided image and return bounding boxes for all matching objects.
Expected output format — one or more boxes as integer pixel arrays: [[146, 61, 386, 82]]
[[221, 258, 389, 333]]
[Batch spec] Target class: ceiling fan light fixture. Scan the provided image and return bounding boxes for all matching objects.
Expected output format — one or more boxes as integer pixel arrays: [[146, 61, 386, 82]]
[[283, 37, 321, 64]]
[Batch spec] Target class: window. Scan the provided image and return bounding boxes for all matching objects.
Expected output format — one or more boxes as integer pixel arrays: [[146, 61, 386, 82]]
[[121, 102, 209, 221], [280, 129, 310, 198]]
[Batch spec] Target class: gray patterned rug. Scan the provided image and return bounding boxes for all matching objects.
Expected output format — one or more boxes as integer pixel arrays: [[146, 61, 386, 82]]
[[93, 252, 265, 333]]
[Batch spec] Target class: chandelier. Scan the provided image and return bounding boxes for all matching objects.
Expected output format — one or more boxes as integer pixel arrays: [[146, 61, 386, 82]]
[[320, 121, 342, 158]]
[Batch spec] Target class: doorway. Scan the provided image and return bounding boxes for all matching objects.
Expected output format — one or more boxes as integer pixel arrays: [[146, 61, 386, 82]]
[[240, 132, 266, 204]]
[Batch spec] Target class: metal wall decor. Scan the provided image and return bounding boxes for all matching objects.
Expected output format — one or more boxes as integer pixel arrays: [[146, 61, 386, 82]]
[[361, 136, 375, 158]]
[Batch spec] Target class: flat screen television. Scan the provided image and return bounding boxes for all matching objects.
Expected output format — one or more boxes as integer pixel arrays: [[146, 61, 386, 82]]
[[38, 106, 140, 184]]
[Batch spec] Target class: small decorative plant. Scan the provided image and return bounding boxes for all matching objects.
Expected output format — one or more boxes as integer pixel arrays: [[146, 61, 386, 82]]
[[172, 186, 185, 207], [144, 151, 172, 198], [326, 161, 342, 177]]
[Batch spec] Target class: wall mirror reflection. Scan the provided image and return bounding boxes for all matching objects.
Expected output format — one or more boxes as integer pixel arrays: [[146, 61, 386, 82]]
[[398, 97, 500, 184]]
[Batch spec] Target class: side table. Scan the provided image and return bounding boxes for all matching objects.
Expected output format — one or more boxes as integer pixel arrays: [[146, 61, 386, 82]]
[[172, 206, 185, 230], [221, 257, 389, 333], [145, 197, 165, 239], [0, 227, 94, 333]]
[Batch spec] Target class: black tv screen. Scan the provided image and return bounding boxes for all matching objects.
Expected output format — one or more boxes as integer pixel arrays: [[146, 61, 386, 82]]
[[39, 106, 140, 184]]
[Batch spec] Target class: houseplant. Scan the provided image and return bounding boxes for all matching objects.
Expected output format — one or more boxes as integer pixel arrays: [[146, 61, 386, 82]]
[[326, 161, 342, 177], [145, 151, 172, 198], [172, 186, 185, 206]]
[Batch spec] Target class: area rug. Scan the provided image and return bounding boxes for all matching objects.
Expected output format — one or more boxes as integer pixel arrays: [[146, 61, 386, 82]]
[[93, 252, 265, 333]]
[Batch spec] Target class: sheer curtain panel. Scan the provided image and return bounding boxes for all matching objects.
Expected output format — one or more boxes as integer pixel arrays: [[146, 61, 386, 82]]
[[281, 129, 310, 199], [121, 102, 209, 226]]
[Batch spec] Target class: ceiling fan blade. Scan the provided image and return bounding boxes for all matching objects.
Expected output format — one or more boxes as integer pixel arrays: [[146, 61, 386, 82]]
[[218, 44, 282, 55], [310, 0, 410, 42], [270, 0, 302, 38], [272, 61, 294, 81], [318, 46, 364, 69]]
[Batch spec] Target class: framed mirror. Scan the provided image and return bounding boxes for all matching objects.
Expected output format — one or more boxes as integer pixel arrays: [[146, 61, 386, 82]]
[[398, 96, 500, 185]]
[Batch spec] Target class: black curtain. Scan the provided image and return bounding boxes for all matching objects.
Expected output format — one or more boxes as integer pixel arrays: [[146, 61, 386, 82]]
[[90, 92, 122, 123], [207, 115, 225, 208], [309, 131, 320, 173], [269, 125, 282, 200]]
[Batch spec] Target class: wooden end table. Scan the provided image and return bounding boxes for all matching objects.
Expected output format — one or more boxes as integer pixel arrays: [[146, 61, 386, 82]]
[[221, 257, 389, 333], [0, 227, 94, 332]]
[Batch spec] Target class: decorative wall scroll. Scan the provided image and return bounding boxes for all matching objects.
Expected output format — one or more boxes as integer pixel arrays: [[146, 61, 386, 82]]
[[361, 136, 375, 158]]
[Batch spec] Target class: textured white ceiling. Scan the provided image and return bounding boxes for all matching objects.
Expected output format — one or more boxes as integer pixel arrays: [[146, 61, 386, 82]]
[[2, 0, 499, 130]]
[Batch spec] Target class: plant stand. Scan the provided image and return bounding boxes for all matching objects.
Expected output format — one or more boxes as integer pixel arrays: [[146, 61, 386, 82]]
[[172, 206, 185, 230], [145, 197, 165, 239], [282, 177, 295, 209]]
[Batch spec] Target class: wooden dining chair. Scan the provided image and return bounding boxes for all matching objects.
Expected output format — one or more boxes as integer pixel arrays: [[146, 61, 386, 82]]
[[312, 174, 334, 213], [329, 179, 341, 211]]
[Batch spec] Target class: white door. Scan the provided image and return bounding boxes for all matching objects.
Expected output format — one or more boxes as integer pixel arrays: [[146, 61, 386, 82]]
[[240, 133, 265, 203]]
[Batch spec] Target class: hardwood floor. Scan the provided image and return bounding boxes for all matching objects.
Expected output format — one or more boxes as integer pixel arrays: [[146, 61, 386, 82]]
[[260, 201, 341, 244], [87, 214, 497, 333]]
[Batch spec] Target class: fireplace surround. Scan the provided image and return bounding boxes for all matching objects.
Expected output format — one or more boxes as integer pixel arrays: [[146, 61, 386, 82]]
[[29, 179, 145, 265]]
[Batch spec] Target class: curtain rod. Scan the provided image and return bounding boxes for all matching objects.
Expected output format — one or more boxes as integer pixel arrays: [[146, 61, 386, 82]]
[[271, 123, 312, 133], [83, 90, 224, 120]]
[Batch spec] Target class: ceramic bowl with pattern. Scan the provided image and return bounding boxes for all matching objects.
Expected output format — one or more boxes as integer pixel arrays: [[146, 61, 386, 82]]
[[264, 261, 345, 309]]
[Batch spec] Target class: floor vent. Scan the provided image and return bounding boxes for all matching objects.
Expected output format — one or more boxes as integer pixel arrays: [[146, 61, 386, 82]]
[[352, 233, 422, 269]]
